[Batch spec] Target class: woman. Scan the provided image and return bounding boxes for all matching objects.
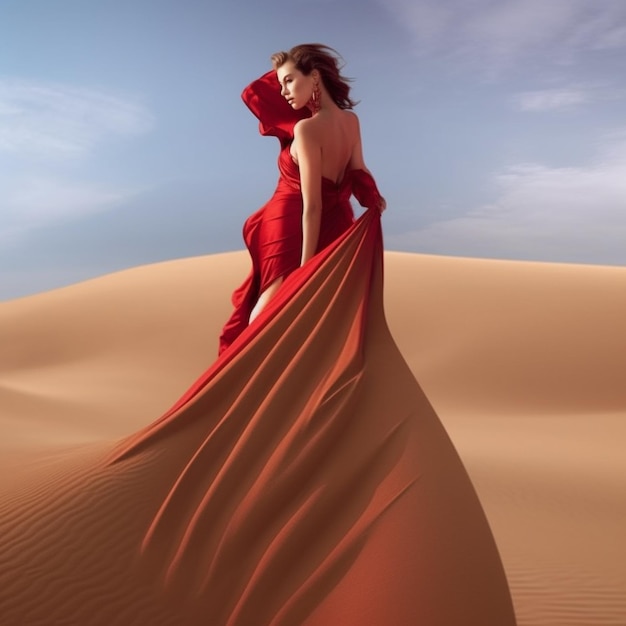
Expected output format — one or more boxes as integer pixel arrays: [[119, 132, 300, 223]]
[[218, 44, 385, 354], [100, 45, 515, 626]]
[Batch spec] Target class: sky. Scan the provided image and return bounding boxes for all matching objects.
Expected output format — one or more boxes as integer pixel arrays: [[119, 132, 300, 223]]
[[1, 0, 625, 300]]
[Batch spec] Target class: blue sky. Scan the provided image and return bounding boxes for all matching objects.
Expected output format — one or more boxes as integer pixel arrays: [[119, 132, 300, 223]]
[[1, 0, 625, 300]]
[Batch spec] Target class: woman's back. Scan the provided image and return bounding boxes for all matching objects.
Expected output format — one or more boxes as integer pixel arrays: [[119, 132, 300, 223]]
[[290, 109, 360, 185]]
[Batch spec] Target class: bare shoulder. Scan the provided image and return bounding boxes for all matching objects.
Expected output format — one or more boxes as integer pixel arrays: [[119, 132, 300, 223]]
[[293, 117, 319, 140], [344, 109, 359, 122], [343, 110, 361, 129], [342, 110, 361, 144]]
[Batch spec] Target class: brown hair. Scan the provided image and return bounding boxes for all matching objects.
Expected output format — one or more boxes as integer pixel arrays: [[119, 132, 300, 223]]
[[271, 43, 358, 109]]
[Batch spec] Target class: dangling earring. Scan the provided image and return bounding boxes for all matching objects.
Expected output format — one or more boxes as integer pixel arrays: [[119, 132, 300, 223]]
[[310, 82, 321, 114]]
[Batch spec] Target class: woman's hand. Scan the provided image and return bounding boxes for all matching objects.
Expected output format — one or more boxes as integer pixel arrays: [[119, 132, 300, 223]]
[[377, 196, 387, 214]]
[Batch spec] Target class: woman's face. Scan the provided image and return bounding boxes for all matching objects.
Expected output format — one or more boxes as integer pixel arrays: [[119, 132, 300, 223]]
[[276, 61, 315, 110]]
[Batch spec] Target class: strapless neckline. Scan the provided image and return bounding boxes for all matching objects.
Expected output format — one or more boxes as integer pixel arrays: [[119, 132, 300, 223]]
[[285, 146, 352, 187], [287, 148, 353, 188]]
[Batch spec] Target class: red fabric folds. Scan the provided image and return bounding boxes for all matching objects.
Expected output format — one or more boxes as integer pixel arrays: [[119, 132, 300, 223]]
[[104, 203, 515, 625], [108, 206, 382, 459], [241, 70, 310, 144]]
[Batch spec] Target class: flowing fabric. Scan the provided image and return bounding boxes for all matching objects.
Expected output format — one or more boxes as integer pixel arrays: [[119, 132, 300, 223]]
[[0, 71, 516, 626], [101, 202, 516, 625]]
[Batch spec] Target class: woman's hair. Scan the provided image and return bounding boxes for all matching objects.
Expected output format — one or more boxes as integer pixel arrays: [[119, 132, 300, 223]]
[[271, 43, 358, 109]]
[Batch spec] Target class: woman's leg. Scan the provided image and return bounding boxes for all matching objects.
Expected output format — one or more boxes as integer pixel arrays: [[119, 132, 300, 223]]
[[249, 276, 284, 324]]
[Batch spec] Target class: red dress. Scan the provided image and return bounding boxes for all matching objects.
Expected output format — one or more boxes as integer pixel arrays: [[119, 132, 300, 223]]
[[94, 73, 515, 626], [218, 70, 382, 354]]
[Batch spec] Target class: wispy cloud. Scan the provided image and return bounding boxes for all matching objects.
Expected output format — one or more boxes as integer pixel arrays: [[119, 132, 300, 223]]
[[0, 79, 154, 159], [387, 130, 626, 265], [513, 88, 590, 112], [512, 83, 626, 112], [0, 175, 136, 245], [382, 0, 626, 74], [0, 79, 153, 242]]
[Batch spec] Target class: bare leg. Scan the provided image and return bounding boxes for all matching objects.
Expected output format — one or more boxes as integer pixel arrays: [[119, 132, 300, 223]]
[[249, 276, 284, 324]]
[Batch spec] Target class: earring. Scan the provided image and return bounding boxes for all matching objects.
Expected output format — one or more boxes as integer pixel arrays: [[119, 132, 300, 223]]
[[310, 82, 321, 114]]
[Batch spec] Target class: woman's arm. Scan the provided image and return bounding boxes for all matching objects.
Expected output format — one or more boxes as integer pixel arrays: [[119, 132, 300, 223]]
[[293, 119, 324, 265], [347, 112, 370, 173], [348, 113, 386, 213]]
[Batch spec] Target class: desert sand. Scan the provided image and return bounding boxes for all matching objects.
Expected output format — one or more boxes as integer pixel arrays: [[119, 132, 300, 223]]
[[1, 245, 625, 625]]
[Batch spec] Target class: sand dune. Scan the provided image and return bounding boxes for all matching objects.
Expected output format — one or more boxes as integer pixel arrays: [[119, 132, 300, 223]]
[[1, 249, 625, 625]]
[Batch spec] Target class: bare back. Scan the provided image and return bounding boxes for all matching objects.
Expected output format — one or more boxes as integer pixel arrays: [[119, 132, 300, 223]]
[[290, 110, 365, 185]]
